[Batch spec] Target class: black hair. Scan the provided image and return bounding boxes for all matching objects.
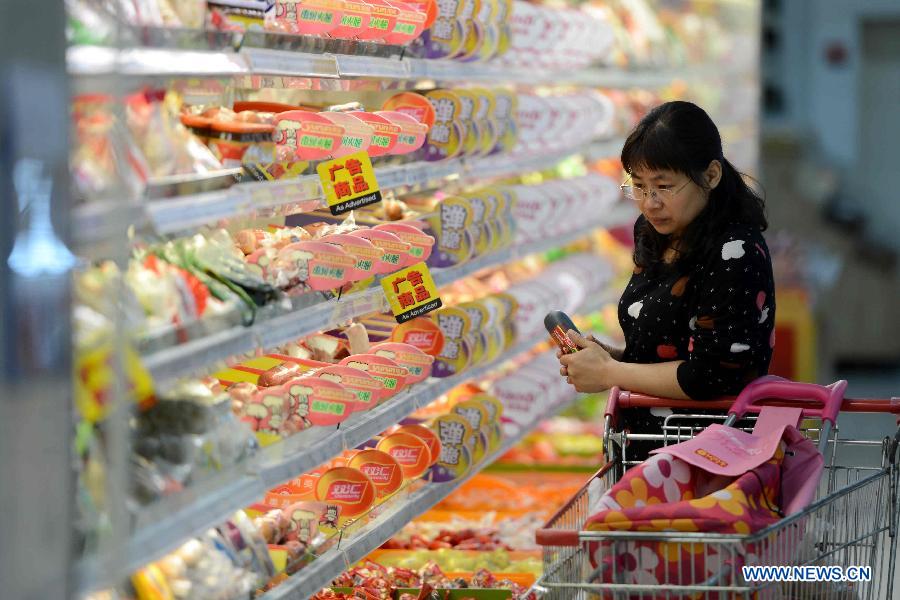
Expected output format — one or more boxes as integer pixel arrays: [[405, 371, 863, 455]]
[[621, 101, 767, 274]]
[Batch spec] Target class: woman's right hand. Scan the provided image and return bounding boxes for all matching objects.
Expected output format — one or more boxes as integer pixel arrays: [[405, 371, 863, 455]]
[[557, 336, 624, 376]]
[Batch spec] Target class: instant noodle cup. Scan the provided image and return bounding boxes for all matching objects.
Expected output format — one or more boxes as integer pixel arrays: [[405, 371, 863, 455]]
[[376, 432, 432, 478], [351, 111, 400, 157], [273, 0, 343, 35], [382, 92, 436, 129], [319, 111, 373, 158], [389, 317, 445, 357], [348, 449, 404, 498], [348, 228, 411, 274], [330, 0, 373, 38], [339, 353, 409, 396], [372, 222, 435, 264], [380, 0, 428, 44], [320, 233, 382, 280], [315, 467, 376, 518], [375, 111, 428, 154], [390, 423, 442, 465], [273, 111, 344, 161], [370, 341, 435, 383], [359, 0, 400, 40], [313, 365, 384, 412]]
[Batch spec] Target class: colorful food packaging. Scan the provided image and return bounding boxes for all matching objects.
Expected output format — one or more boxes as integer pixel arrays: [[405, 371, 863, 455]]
[[315, 466, 376, 523], [273, 111, 344, 161], [370, 341, 435, 384], [376, 432, 432, 478], [348, 449, 405, 499]]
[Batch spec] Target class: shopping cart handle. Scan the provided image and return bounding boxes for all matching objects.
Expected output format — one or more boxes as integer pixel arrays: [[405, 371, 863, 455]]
[[727, 376, 847, 425], [604, 387, 735, 426]]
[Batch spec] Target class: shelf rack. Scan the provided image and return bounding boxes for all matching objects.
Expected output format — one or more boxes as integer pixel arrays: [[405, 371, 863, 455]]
[[258, 372, 576, 600], [77, 336, 553, 594], [71, 137, 626, 255], [68, 41, 702, 90], [140, 204, 635, 387]]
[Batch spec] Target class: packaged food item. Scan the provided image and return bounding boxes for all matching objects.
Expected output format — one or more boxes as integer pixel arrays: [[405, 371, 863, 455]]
[[313, 365, 384, 412], [319, 111, 374, 158], [348, 449, 405, 499], [370, 342, 435, 383], [132, 380, 257, 504], [376, 432, 433, 479], [377, 111, 429, 155], [274, 111, 344, 161], [430, 413, 473, 481], [419, 1, 465, 58], [389, 424, 442, 465], [315, 466, 377, 523], [350, 111, 401, 157], [328, 0, 370, 37], [422, 90, 465, 161], [339, 353, 410, 396]]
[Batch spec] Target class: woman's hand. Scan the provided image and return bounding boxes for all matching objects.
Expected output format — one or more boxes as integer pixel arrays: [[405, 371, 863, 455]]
[[557, 330, 619, 393]]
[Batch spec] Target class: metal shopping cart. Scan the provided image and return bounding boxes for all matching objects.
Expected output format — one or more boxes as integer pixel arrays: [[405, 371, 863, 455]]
[[533, 378, 900, 599]]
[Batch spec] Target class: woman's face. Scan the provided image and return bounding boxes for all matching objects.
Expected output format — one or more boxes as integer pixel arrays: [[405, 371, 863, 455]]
[[630, 162, 721, 237]]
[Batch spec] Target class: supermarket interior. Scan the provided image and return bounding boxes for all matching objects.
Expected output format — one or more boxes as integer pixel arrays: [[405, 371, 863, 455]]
[[1, 0, 899, 599]]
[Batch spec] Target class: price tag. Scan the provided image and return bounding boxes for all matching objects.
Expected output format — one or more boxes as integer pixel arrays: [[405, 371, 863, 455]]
[[317, 150, 382, 216], [381, 262, 442, 323]]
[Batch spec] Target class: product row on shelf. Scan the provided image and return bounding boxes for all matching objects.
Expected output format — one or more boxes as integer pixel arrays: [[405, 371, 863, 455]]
[[78, 241, 624, 598], [67, 0, 738, 85]]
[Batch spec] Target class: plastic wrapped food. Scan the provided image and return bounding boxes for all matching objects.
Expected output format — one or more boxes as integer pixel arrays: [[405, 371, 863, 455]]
[[131, 379, 258, 504], [126, 90, 223, 178]]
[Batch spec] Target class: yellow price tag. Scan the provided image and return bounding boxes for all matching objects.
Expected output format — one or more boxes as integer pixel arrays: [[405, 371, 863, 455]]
[[381, 262, 443, 323], [316, 150, 382, 215]]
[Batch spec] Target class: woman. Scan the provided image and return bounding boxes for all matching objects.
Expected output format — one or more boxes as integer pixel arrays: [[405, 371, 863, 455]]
[[558, 101, 775, 460]]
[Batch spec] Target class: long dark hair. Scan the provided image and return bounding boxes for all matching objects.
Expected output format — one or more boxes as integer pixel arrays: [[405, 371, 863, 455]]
[[621, 101, 767, 274]]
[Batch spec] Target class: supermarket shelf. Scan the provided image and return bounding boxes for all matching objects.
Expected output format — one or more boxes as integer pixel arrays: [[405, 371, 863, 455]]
[[259, 373, 574, 600], [142, 206, 633, 386], [258, 335, 538, 488], [72, 138, 624, 242], [68, 40, 699, 89], [76, 336, 542, 595], [140, 138, 623, 236]]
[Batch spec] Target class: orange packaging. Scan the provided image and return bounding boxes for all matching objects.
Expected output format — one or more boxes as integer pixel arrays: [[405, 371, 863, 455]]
[[382, 92, 437, 129], [315, 466, 376, 518], [389, 317, 445, 357], [390, 423, 442, 466], [348, 449, 405, 498], [376, 432, 432, 478]]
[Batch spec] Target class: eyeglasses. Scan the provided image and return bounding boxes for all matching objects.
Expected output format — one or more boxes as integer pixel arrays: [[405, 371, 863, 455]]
[[620, 179, 692, 205]]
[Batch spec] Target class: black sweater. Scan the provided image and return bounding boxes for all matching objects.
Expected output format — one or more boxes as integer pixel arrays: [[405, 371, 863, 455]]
[[616, 220, 776, 446]]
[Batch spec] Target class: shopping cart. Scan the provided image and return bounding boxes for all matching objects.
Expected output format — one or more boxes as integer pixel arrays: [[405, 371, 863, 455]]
[[534, 379, 900, 599]]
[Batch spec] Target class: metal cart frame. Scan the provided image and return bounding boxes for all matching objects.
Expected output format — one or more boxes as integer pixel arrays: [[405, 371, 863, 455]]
[[534, 382, 900, 599]]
